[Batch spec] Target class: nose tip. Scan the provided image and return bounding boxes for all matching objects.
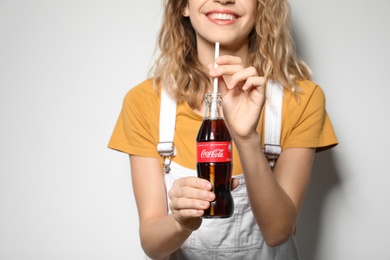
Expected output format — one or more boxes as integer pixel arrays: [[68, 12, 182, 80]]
[[214, 0, 235, 4]]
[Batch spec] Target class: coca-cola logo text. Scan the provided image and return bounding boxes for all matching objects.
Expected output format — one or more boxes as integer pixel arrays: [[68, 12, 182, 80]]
[[196, 141, 232, 163], [200, 149, 225, 159]]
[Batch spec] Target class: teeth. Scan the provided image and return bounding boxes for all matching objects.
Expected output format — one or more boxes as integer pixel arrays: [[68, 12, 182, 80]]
[[209, 13, 236, 20]]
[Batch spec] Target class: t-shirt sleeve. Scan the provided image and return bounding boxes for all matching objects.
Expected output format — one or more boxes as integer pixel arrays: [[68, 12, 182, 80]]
[[283, 85, 338, 152], [108, 83, 160, 158]]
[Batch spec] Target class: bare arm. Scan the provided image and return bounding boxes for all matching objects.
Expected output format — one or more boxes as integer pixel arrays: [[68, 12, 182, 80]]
[[130, 155, 214, 259], [233, 134, 314, 246], [210, 55, 315, 246]]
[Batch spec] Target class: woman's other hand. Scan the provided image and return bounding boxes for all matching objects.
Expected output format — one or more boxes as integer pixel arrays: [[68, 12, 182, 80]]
[[209, 55, 266, 140]]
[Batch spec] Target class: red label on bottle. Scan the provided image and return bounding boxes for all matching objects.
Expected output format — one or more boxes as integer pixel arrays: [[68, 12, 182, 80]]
[[196, 141, 232, 163]]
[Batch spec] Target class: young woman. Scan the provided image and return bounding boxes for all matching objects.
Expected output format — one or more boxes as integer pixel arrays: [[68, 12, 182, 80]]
[[109, 0, 338, 259]]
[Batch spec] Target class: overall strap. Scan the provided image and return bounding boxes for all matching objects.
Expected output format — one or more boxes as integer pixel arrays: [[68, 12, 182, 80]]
[[263, 80, 283, 168], [157, 88, 177, 173]]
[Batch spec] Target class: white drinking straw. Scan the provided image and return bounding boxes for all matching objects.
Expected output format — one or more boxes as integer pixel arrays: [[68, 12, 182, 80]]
[[213, 42, 220, 94]]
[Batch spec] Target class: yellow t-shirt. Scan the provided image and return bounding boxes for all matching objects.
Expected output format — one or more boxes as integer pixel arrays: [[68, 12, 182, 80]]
[[108, 78, 338, 175]]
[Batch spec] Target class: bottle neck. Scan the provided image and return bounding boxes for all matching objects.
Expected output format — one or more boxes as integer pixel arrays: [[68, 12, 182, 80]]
[[204, 93, 222, 120]]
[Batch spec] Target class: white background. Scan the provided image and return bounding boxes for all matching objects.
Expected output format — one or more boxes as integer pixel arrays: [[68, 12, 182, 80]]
[[0, 1, 389, 259]]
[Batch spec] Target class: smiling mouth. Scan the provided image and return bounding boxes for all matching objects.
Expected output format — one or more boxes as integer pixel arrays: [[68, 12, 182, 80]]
[[207, 13, 238, 21]]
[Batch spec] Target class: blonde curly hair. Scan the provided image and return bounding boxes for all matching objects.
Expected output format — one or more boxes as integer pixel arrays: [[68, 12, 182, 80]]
[[151, 0, 311, 108]]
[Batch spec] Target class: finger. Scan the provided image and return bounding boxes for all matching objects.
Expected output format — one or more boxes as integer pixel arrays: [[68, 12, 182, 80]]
[[208, 55, 244, 77], [227, 67, 259, 89], [175, 176, 213, 191], [170, 197, 211, 212], [209, 64, 244, 78], [231, 178, 240, 191], [215, 55, 243, 66], [241, 76, 266, 91], [169, 177, 215, 205], [173, 208, 205, 219], [169, 185, 215, 202]]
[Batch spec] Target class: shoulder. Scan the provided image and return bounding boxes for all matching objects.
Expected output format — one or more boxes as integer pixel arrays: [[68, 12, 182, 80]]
[[123, 78, 161, 112], [298, 80, 325, 105], [281, 80, 338, 151], [281, 79, 328, 136], [296, 80, 325, 104], [125, 78, 159, 102], [283, 80, 326, 110], [109, 78, 161, 157]]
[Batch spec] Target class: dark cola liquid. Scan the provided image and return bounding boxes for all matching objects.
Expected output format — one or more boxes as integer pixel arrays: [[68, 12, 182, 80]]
[[196, 119, 234, 218], [197, 162, 233, 218]]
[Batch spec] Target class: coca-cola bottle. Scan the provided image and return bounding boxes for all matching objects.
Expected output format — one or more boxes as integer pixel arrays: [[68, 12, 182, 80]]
[[196, 92, 234, 218]]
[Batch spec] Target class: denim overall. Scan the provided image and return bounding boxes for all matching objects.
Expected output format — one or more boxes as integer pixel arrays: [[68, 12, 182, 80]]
[[153, 83, 300, 260]]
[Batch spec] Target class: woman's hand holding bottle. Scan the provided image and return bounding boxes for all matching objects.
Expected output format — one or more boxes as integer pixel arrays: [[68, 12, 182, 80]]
[[168, 177, 214, 231]]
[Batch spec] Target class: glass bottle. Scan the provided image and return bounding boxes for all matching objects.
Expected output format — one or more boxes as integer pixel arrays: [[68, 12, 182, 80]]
[[196, 93, 234, 218]]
